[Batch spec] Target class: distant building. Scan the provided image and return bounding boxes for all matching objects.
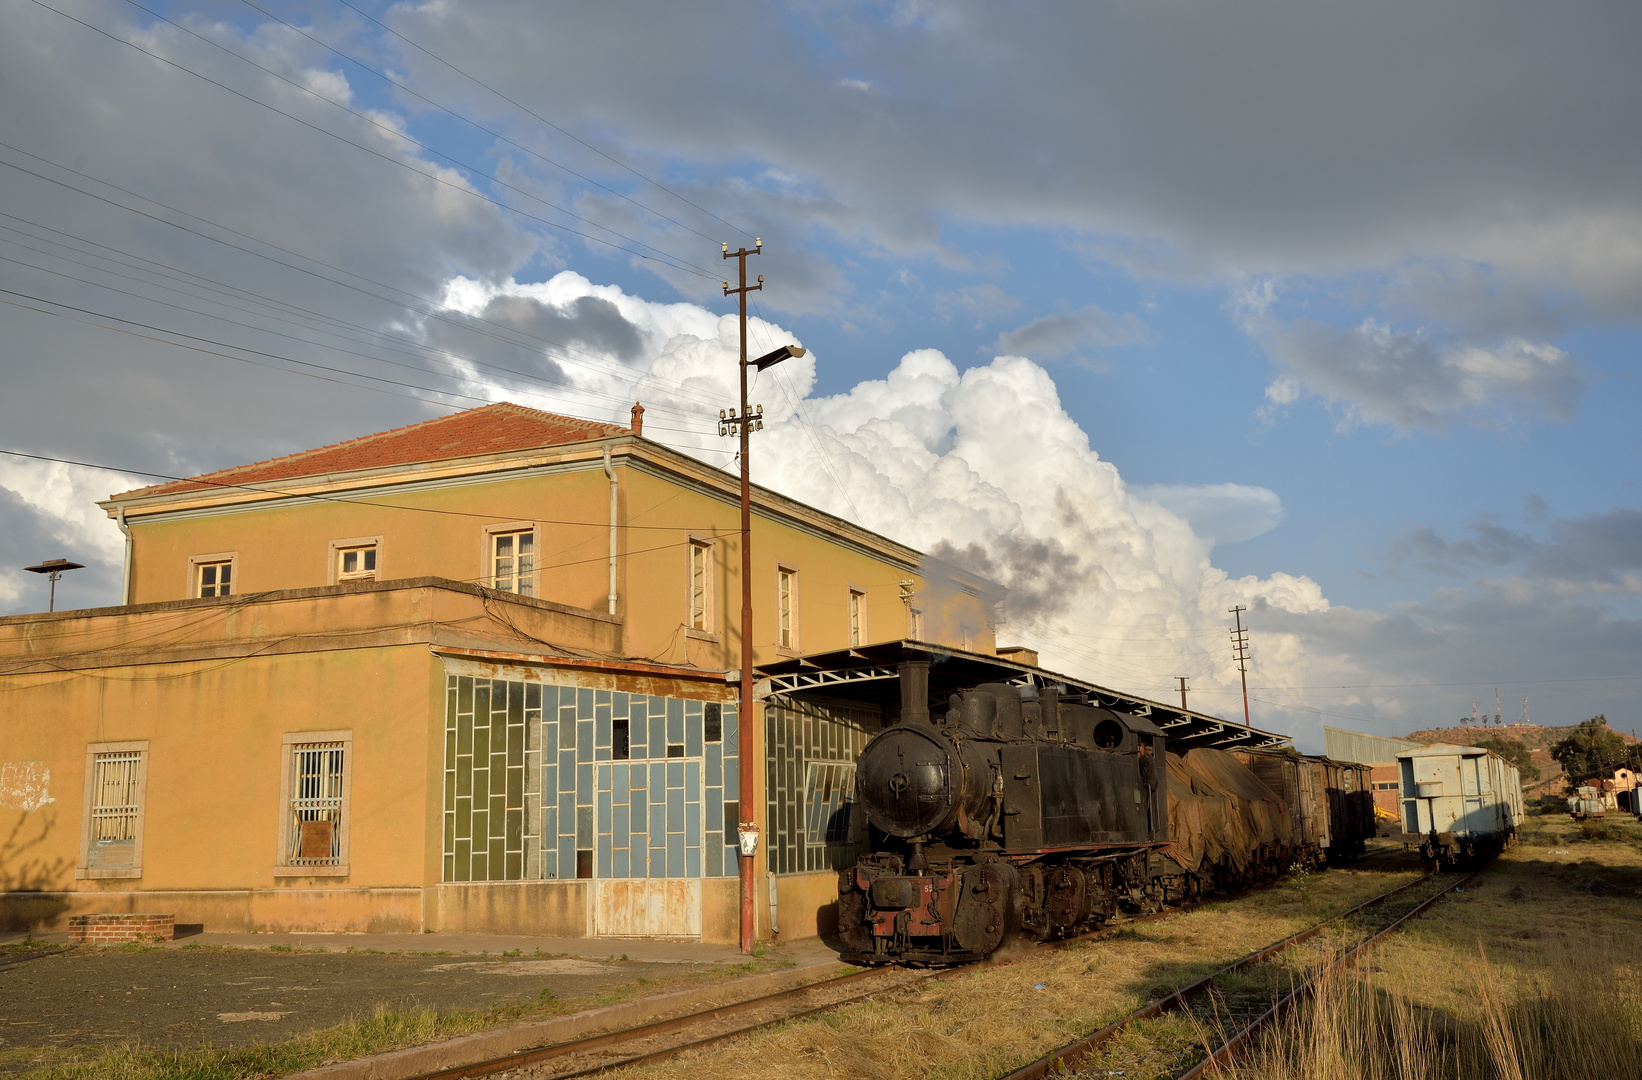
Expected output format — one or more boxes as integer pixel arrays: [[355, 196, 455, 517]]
[[1325, 726, 1419, 821]]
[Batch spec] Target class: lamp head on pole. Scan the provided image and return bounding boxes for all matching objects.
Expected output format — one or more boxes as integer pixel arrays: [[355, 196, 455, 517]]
[[24, 558, 84, 578], [751, 344, 806, 372]]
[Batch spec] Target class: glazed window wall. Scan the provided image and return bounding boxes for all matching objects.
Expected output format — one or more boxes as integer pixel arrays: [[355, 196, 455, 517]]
[[443, 675, 740, 882], [765, 698, 878, 874]]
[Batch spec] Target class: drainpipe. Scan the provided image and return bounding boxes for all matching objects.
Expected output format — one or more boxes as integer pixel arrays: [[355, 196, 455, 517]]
[[603, 446, 618, 615], [115, 506, 133, 606]]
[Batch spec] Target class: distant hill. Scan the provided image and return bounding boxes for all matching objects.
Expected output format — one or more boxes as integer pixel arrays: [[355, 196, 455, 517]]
[[1402, 722, 1639, 800]]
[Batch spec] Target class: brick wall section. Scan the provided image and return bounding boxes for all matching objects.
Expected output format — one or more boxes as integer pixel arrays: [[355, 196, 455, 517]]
[[67, 913, 174, 944]]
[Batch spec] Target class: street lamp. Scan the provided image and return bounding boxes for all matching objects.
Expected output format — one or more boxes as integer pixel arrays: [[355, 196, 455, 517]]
[[720, 239, 807, 954], [24, 558, 84, 612]]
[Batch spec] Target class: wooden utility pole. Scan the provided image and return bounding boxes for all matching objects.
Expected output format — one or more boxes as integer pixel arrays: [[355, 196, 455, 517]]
[[722, 238, 762, 956], [717, 240, 805, 954], [1229, 605, 1250, 727], [1176, 676, 1189, 712]]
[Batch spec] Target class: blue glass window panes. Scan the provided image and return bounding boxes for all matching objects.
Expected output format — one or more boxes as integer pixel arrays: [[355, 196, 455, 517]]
[[666, 698, 684, 746], [648, 708, 666, 761], [628, 696, 647, 758], [443, 672, 742, 880]]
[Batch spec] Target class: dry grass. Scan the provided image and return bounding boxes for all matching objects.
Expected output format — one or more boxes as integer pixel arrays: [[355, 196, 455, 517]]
[[1211, 936, 1642, 1080], [606, 865, 1425, 1080], [1206, 816, 1642, 1080], [609, 820, 1642, 1080]]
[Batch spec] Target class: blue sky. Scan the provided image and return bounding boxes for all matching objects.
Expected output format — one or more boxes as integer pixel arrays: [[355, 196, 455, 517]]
[[2, 0, 1639, 744]]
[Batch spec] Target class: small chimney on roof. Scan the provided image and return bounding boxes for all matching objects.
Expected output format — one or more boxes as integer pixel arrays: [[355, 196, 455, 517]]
[[630, 402, 645, 436]]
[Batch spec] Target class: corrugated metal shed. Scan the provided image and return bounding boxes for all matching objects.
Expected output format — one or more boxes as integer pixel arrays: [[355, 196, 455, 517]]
[[1325, 725, 1419, 765]]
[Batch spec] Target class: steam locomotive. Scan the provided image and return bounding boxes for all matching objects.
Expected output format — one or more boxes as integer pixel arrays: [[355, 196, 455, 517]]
[[837, 663, 1373, 964]]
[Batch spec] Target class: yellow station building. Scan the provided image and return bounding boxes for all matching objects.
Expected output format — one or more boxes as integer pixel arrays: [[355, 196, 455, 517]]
[[0, 403, 1005, 943]]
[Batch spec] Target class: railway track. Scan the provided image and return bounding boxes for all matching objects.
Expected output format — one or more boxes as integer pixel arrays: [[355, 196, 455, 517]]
[[404, 878, 1269, 1079], [404, 963, 927, 1080], [1003, 868, 1478, 1080], [404, 865, 1433, 1080]]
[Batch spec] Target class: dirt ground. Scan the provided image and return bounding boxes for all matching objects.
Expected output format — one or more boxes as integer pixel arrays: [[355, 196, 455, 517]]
[[0, 946, 709, 1060]]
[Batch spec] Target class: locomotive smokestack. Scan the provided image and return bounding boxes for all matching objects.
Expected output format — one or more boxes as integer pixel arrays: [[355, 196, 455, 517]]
[[898, 660, 931, 726]]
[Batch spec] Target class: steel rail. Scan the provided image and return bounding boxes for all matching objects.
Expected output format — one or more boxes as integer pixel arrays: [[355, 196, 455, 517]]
[[1175, 868, 1481, 1079], [999, 869, 1443, 1080], [403, 965, 924, 1080]]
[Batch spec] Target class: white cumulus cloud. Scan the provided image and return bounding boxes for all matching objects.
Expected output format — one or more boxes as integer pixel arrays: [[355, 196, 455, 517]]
[[447, 275, 1333, 718]]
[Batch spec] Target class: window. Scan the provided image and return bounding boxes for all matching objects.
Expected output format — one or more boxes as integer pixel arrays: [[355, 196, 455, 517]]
[[77, 741, 147, 879], [277, 731, 351, 876], [705, 702, 722, 742], [908, 607, 924, 641], [803, 762, 857, 845], [688, 540, 712, 631], [334, 542, 378, 582], [777, 566, 798, 651], [848, 589, 866, 647], [190, 554, 235, 598], [490, 528, 535, 596]]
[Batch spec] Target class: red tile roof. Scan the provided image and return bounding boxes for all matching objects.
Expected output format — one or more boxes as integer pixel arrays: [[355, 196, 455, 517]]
[[114, 403, 630, 500]]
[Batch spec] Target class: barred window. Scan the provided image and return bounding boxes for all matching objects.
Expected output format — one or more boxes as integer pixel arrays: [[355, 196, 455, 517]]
[[288, 742, 345, 866], [90, 752, 142, 842], [492, 530, 535, 596], [79, 742, 148, 879]]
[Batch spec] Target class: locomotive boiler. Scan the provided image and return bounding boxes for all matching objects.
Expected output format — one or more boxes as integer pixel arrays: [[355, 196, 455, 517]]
[[838, 662, 1171, 964]]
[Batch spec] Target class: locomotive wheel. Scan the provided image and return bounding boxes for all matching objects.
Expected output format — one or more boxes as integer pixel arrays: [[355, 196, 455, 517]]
[[1042, 865, 1090, 934], [952, 862, 1013, 956]]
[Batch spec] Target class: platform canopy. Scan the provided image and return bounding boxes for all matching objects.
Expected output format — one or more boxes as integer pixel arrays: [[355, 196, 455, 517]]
[[755, 640, 1292, 752]]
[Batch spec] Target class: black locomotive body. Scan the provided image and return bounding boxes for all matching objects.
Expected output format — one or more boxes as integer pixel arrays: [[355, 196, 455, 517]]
[[837, 662, 1375, 965], [839, 664, 1172, 964]]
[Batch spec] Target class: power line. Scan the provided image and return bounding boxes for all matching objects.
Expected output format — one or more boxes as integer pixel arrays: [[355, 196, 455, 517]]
[[0, 241, 710, 436], [1245, 675, 1642, 690], [332, 0, 753, 243], [0, 145, 735, 411], [27, 0, 721, 281]]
